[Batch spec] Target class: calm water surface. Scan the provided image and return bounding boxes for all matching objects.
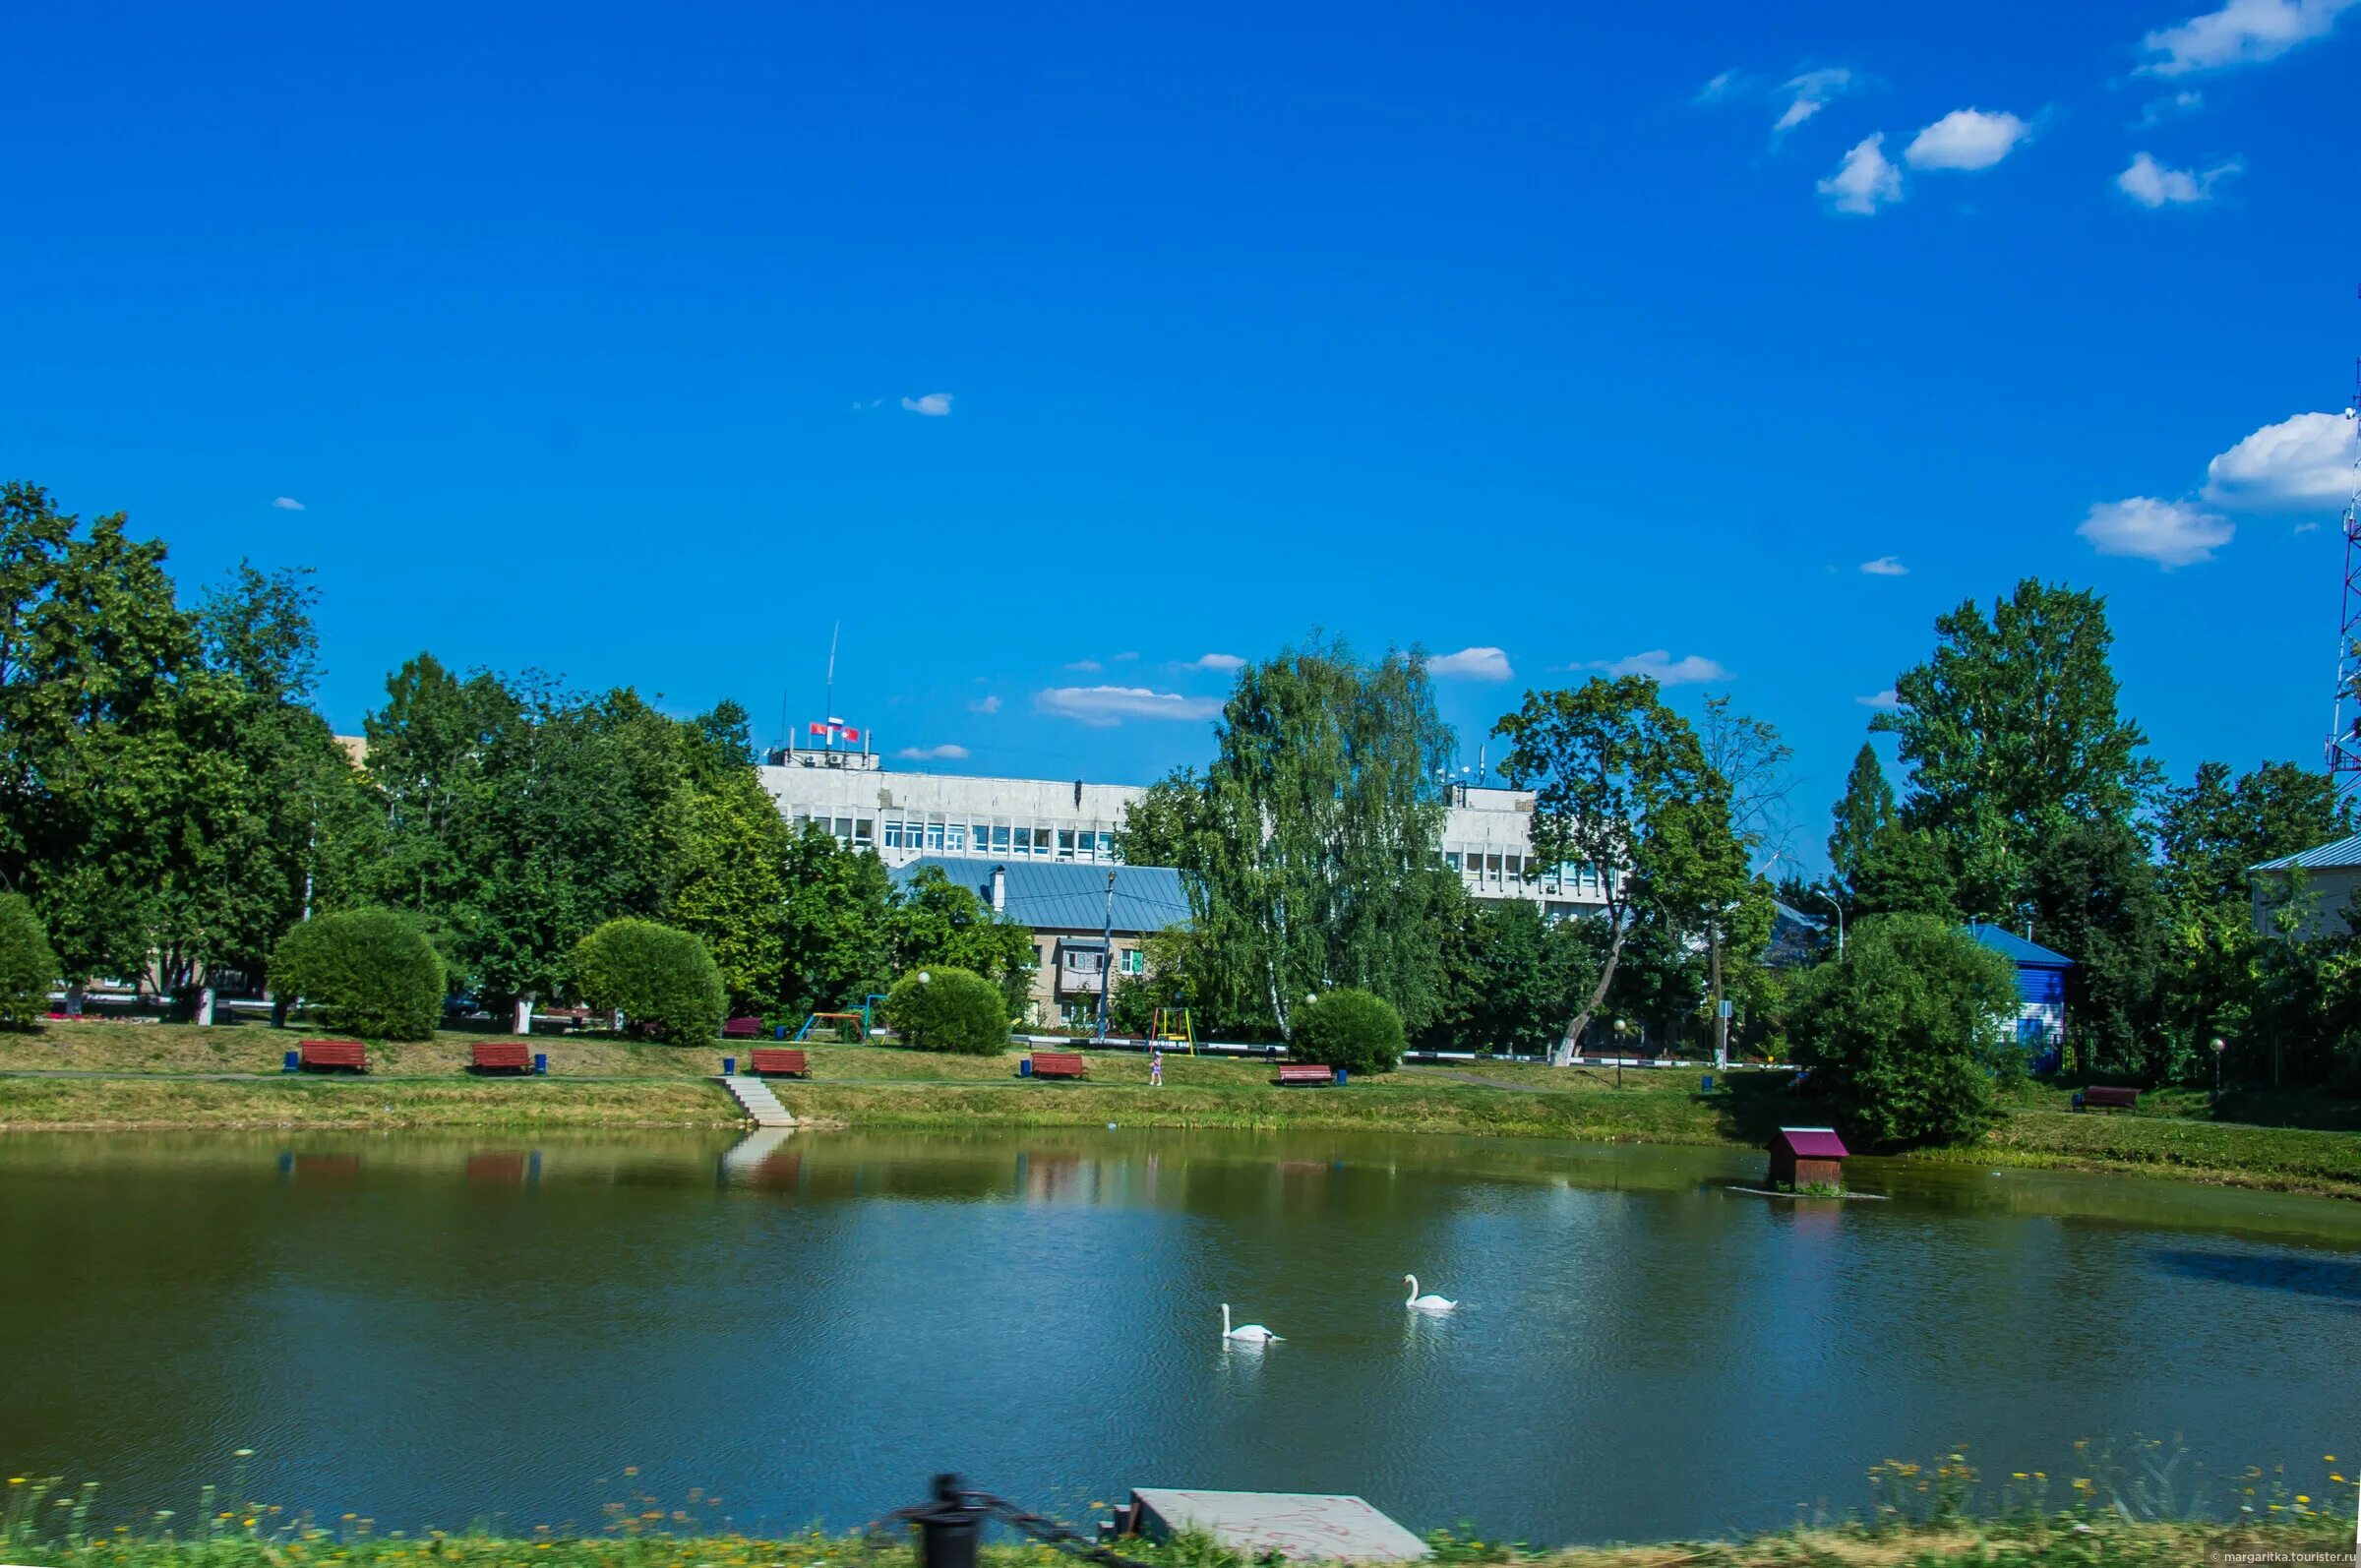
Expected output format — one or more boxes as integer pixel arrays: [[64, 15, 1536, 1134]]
[[1, 1127, 2355, 1545]]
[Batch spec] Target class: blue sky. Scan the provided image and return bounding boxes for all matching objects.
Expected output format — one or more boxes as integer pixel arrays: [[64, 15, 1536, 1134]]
[[5, 0, 2358, 863]]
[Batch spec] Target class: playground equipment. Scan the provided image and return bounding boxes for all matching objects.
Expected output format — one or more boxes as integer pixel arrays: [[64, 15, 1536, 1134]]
[[793, 994, 890, 1043], [1150, 1007, 1196, 1055]]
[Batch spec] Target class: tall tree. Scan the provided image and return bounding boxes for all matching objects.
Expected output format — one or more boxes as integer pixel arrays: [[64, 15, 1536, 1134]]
[[1423, 892, 1600, 1056], [884, 867, 1036, 1009], [2026, 816, 2165, 1077], [1827, 743, 1896, 907], [1873, 578, 2155, 920], [777, 821, 893, 1017], [1692, 695, 1789, 1062], [1493, 674, 1719, 1059]]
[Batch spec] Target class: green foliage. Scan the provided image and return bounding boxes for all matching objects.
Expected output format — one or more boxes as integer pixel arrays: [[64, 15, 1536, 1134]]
[[570, 918, 726, 1045], [1425, 895, 1600, 1055], [885, 866, 1036, 1009], [0, 893, 58, 1025], [880, 965, 1011, 1054], [270, 907, 445, 1041], [779, 821, 894, 1015], [670, 759, 791, 1011], [1787, 914, 2021, 1148], [2028, 816, 2165, 1079], [1294, 986, 1406, 1074], [1827, 743, 1894, 906]]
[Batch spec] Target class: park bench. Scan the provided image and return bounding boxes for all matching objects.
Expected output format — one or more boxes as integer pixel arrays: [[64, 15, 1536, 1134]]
[[2079, 1085, 2140, 1113], [748, 1048, 810, 1078], [1029, 1051, 1089, 1080], [1277, 1062, 1337, 1087], [722, 1016, 765, 1040], [298, 1039, 369, 1073], [470, 1041, 533, 1074]]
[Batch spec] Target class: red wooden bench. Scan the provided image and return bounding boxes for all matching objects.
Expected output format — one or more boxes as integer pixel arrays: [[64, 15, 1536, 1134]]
[[749, 1048, 810, 1077], [1029, 1051, 1089, 1080], [722, 1016, 765, 1040], [470, 1041, 532, 1073], [1278, 1062, 1336, 1087], [298, 1039, 369, 1073], [2079, 1085, 2140, 1113]]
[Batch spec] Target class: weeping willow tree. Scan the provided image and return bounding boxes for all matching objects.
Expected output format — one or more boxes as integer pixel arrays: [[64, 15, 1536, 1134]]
[[1129, 634, 1460, 1040]]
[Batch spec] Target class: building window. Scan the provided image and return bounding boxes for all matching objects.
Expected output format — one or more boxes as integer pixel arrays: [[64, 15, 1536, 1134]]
[[1063, 948, 1104, 974], [943, 823, 966, 852], [1096, 831, 1116, 861], [1014, 826, 1034, 856], [833, 816, 854, 842], [925, 821, 944, 851], [992, 825, 1012, 854], [882, 821, 903, 850], [1120, 949, 1145, 975], [1057, 829, 1077, 860], [854, 818, 875, 849]]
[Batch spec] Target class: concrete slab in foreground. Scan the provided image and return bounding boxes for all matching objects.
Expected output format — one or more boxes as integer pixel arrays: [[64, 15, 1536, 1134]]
[[1128, 1488, 1429, 1561]]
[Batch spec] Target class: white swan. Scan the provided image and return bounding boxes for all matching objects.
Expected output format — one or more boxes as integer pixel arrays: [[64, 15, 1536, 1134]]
[[1221, 1302, 1282, 1343], [1403, 1274, 1458, 1311]]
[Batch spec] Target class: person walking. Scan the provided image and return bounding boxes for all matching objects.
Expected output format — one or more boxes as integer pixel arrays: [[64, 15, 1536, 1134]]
[[1150, 1047, 1164, 1087]]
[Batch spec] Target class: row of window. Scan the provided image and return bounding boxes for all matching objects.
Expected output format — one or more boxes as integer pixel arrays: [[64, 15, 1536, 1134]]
[[876, 818, 1122, 861], [1056, 946, 1147, 975], [1445, 853, 1609, 896]]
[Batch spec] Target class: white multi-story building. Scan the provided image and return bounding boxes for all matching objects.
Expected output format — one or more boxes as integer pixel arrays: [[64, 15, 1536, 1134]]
[[757, 744, 1609, 917]]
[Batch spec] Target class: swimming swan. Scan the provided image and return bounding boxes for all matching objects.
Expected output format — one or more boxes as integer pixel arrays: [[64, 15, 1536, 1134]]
[[1403, 1274, 1458, 1311], [1221, 1303, 1282, 1343]]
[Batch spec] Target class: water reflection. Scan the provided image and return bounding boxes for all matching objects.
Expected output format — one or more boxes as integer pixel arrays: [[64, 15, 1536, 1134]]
[[2150, 1245, 2361, 1305]]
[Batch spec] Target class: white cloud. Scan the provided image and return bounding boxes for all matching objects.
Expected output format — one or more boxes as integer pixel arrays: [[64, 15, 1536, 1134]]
[[1819, 134, 1904, 214], [1586, 650, 1730, 686], [1856, 689, 1902, 710], [2138, 0, 2355, 75], [900, 392, 953, 416], [966, 694, 1001, 715], [2203, 411, 2357, 508], [271, 497, 306, 512], [1064, 659, 1103, 673], [1859, 555, 1908, 576], [2116, 151, 2241, 206], [896, 744, 970, 761], [850, 397, 884, 410], [1773, 68, 1857, 138], [1903, 108, 2032, 171], [2134, 89, 2206, 126], [1036, 686, 1224, 727], [2079, 496, 2235, 567], [1428, 645, 1515, 681], [1693, 68, 1746, 104], [1183, 652, 1245, 672], [1113, 651, 1139, 662]]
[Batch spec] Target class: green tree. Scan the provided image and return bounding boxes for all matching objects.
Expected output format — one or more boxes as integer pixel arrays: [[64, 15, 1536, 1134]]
[[885, 867, 1035, 1009], [1492, 674, 1719, 1058], [880, 965, 1010, 1054], [571, 917, 727, 1044], [272, 907, 446, 1041], [1827, 743, 1896, 908], [1294, 986, 1406, 1075], [1873, 579, 2155, 920], [1424, 894, 1600, 1055], [0, 893, 59, 1025], [669, 716, 792, 1013], [2027, 816, 2165, 1079], [1850, 820, 1959, 919], [778, 821, 894, 1017], [2158, 760, 2353, 912], [1787, 914, 2021, 1148], [358, 652, 515, 957]]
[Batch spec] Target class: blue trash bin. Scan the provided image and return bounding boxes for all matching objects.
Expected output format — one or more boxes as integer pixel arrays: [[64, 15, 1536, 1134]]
[[282, 1050, 299, 1073], [722, 1055, 736, 1076], [776, 1024, 788, 1040], [1335, 1067, 1349, 1086], [533, 1053, 548, 1075], [1018, 1058, 1033, 1077], [1701, 1073, 1714, 1092]]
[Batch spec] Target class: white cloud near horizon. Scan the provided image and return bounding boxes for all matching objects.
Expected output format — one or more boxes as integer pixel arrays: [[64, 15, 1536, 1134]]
[[1064, 659, 1103, 673], [1859, 555, 1908, 575], [897, 744, 971, 761], [272, 497, 306, 512], [1819, 135, 1904, 213], [1184, 652, 1245, 672], [1904, 108, 2032, 171], [1587, 650, 1730, 686], [1773, 68, 1857, 138], [1428, 646, 1514, 681], [2138, 0, 2355, 75], [1856, 689, 1902, 710], [900, 392, 953, 416], [1036, 686, 1224, 727], [2117, 151, 2241, 206], [2080, 496, 2235, 567], [2203, 411, 2358, 508], [966, 694, 1001, 715]]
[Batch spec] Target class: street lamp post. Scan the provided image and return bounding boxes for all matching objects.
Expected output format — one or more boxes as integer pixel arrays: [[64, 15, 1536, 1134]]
[[2211, 1036, 2226, 1101], [1613, 1017, 1628, 1090]]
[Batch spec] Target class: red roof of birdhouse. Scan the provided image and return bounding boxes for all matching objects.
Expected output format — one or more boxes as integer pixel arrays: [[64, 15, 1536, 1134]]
[[1772, 1126, 1848, 1159]]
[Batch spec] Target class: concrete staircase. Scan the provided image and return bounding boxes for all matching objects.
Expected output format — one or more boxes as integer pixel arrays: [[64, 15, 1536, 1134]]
[[717, 1074, 795, 1127]]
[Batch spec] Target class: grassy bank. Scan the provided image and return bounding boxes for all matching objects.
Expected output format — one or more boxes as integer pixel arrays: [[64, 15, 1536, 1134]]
[[3, 1022, 2357, 1197]]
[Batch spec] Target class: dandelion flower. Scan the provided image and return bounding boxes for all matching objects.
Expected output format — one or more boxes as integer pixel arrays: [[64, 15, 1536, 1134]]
[[2296, 1495, 2311, 1504]]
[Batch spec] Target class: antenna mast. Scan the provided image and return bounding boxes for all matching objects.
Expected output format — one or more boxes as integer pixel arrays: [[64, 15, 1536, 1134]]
[[2328, 304, 2361, 797]]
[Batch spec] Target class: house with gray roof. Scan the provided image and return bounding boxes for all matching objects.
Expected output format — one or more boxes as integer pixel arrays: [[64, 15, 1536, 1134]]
[[889, 856, 1192, 1027], [2249, 832, 2361, 940]]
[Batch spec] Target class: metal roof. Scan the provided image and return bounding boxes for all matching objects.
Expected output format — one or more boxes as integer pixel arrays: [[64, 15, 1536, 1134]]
[[2250, 831, 2361, 873], [1964, 923, 2074, 968], [1773, 1126, 1849, 1160], [889, 856, 1193, 935]]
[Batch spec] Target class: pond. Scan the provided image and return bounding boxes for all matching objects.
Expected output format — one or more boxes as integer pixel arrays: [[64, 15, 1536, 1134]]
[[0, 1127, 2354, 1546]]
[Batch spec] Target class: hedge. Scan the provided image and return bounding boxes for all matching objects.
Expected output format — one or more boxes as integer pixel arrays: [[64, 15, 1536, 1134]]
[[571, 919, 728, 1045], [272, 907, 445, 1041]]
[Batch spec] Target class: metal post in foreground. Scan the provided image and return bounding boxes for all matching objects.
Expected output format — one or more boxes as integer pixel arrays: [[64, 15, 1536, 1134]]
[[915, 1475, 981, 1568]]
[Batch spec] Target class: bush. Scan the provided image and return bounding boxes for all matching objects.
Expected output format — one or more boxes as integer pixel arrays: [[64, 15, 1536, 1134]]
[[272, 907, 445, 1041], [1787, 913, 2021, 1148], [1294, 987, 1406, 1075], [0, 894, 58, 1027], [881, 966, 1011, 1054], [571, 919, 728, 1045]]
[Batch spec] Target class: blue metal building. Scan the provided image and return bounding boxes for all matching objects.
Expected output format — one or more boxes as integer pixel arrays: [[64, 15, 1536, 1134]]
[[1963, 923, 2073, 1074]]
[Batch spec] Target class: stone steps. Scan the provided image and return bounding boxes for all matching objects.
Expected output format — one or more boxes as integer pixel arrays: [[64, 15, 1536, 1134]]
[[717, 1074, 795, 1127]]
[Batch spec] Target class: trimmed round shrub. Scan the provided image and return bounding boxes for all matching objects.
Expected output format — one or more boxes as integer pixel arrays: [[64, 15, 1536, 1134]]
[[272, 907, 445, 1041], [881, 966, 1011, 1055], [0, 894, 59, 1027], [572, 919, 727, 1045], [1295, 987, 1405, 1075]]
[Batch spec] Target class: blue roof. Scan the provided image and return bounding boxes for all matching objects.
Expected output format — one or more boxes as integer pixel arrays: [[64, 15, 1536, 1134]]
[[2251, 832, 2361, 872], [1964, 923, 2074, 968], [889, 857, 1192, 935]]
